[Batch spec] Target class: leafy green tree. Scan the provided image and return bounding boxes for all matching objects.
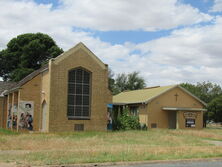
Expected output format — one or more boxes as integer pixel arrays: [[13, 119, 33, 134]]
[[113, 71, 146, 94], [181, 82, 222, 124], [108, 68, 117, 93], [207, 95, 222, 122], [181, 82, 222, 103], [115, 73, 128, 93], [0, 33, 63, 81]]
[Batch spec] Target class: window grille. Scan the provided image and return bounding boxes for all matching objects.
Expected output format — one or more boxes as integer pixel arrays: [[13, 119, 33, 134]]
[[74, 124, 84, 131], [67, 68, 91, 119], [151, 123, 157, 128]]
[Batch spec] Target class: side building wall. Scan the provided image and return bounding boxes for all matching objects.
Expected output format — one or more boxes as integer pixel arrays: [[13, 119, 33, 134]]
[[2, 96, 8, 128], [0, 96, 8, 128], [147, 87, 204, 129], [19, 75, 42, 131], [0, 97, 4, 128]]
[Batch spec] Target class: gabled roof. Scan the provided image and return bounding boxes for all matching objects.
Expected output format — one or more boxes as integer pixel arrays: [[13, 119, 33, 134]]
[[0, 81, 17, 97], [113, 85, 207, 106], [4, 64, 48, 94], [53, 42, 107, 70], [4, 42, 106, 94]]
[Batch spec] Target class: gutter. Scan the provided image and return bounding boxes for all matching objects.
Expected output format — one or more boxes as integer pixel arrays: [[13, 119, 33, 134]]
[[162, 107, 207, 112], [3, 87, 21, 95], [112, 101, 148, 106]]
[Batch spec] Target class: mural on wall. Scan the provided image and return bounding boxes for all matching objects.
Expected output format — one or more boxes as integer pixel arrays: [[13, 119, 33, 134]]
[[12, 105, 18, 129], [18, 101, 34, 130], [7, 104, 12, 128]]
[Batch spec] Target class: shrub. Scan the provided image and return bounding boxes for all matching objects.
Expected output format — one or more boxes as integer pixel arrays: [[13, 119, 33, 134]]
[[116, 108, 140, 130]]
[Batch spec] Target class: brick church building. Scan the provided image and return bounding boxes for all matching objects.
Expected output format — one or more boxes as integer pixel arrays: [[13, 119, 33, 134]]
[[0, 43, 112, 132]]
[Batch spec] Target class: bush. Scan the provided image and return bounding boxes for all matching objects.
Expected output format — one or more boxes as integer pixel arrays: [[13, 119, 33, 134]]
[[116, 108, 140, 130]]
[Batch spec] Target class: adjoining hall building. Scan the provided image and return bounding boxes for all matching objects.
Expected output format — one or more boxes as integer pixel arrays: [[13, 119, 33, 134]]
[[0, 42, 112, 132], [113, 85, 207, 129]]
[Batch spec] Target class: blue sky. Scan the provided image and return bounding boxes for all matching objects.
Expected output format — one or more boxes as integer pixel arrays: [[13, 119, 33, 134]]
[[0, 0, 222, 85], [32, 0, 217, 45]]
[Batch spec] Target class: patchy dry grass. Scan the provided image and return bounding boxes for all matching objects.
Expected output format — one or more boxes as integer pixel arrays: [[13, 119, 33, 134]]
[[0, 128, 222, 166]]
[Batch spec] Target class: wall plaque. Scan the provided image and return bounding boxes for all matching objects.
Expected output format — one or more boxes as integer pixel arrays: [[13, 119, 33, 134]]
[[183, 112, 197, 119]]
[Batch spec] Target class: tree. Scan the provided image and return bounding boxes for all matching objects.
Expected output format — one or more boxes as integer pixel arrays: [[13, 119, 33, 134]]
[[181, 82, 222, 103], [0, 33, 63, 81], [108, 68, 116, 92], [207, 95, 222, 122], [112, 71, 146, 95]]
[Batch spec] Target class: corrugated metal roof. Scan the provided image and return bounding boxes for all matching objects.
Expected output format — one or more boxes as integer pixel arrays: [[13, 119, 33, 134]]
[[113, 85, 176, 104], [0, 81, 16, 96]]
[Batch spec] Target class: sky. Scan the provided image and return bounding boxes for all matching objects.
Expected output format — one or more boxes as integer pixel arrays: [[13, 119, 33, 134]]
[[0, 0, 222, 86]]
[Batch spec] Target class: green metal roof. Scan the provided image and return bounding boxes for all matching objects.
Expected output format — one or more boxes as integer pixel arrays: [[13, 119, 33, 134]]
[[113, 85, 176, 105]]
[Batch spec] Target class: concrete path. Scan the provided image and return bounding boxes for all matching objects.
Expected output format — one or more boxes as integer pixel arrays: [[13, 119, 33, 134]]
[[205, 139, 222, 146]]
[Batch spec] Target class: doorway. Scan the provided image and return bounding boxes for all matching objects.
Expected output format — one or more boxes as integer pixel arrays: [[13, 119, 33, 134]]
[[41, 101, 47, 132], [168, 111, 177, 129]]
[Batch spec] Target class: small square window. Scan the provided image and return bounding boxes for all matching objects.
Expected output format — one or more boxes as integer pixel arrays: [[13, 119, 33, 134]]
[[151, 123, 157, 128], [83, 71, 90, 83], [74, 106, 82, 116], [74, 124, 84, 131], [76, 69, 83, 83], [83, 96, 89, 105], [76, 95, 82, 105], [83, 107, 89, 116], [76, 84, 82, 94], [68, 95, 75, 105], [83, 85, 89, 94]]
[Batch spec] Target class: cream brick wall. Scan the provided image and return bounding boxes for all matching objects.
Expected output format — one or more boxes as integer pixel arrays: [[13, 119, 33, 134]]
[[40, 70, 50, 132], [19, 75, 41, 131], [47, 47, 112, 132]]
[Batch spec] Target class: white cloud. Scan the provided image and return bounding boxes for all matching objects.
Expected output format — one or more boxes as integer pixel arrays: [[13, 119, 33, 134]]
[[133, 16, 222, 85], [210, 0, 222, 12], [0, 0, 222, 86], [0, 0, 213, 49], [59, 0, 212, 31]]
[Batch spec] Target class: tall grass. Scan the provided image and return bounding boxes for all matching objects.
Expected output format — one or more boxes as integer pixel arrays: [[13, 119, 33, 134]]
[[0, 129, 222, 165]]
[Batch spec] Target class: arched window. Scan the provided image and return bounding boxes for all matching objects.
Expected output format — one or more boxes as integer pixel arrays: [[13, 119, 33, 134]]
[[67, 68, 91, 119]]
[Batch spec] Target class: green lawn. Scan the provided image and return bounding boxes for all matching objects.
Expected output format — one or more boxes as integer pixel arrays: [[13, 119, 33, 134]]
[[0, 128, 222, 166]]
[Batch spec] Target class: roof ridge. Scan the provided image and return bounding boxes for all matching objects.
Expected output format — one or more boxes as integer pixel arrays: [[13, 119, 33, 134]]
[[4, 64, 49, 94], [143, 86, 160, 89], [118, 85, 176, 94]]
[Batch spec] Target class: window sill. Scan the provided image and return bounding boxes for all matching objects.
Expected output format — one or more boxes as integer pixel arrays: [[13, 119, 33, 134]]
[[68, 117, 91, 120]]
